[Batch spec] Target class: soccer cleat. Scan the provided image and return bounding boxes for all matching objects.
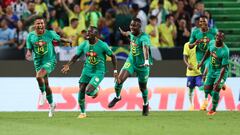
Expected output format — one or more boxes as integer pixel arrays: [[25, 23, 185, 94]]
[[207, 110, 216, 116], [39, 91, 46, 106], [77, 113, 87, 119], [189, 104, 194, 111], [142, 104, 149, 116], [200, 100, 208, 111], [48, 103, 56, 118], [108, 97, 121, 108]]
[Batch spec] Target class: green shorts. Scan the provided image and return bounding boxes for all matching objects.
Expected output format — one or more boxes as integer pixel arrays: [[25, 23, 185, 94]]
[[79, 73, 104, 88], [34, 61, 56, 75], [204, 75, 227, 89], [122, 61, 150, 83]]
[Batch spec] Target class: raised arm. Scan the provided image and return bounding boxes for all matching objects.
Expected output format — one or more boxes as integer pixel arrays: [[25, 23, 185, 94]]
[[119, 27, 130, 37], [61, 54, 81, 74], [61, 0, 72, 14]]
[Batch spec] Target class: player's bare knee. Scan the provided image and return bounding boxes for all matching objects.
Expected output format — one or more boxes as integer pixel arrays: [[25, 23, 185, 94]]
[[204, 85, 212, 90]]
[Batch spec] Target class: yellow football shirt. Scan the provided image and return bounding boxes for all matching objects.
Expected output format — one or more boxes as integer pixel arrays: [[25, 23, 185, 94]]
[[145, 24, 160, 47], [183, 42, 201, 76]]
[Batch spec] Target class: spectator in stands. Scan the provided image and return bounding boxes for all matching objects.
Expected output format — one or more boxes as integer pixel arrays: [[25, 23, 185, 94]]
[[62, 18, 79, 46], [0, 5, 5, 20], [15, 20, 28, 50], [98, 17, 110, 45], [145, 15, 160, 48], [114, 5, 132, 46], [1, 0, 15, 8], [184, 0, 196, 17], [48, 8, 64, 32], [176, 18, 190, 46], [80, 0, 93, 11], [191, 16, 200, 32], [85, 2, 102, 28], [191, 1, 204, 26], [175, 0, 191, 30], [158, 14, 177, 48], [0, 18, 15, 48], [22, 0, 38, 30], [164, 0, 178, 14], [129, 3, 147, 32], [50, 0, 68, 27], [5, 5, 19, 29], [132, 0, 149, 14], [62, 0, 86, 33], [34, 0, 50, 22], [149, 0, 168, 25], [11, 0, 27, 19], [204, 10, 215, 28], [78, 29, 87, 45]]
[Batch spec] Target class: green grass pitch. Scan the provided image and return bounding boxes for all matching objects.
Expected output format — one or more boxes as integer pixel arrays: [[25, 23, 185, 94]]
[[0, 111, 239, 135]]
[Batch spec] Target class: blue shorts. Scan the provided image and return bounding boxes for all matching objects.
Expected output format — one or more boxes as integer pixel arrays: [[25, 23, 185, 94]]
[[187, 75, 203, 89]]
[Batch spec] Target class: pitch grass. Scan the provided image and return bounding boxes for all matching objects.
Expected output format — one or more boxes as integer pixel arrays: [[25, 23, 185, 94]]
[[0, 111, 240, 135]]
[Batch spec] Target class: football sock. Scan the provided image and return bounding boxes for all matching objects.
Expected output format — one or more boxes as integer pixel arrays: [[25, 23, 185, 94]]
[[46, 94, 53, 104], [39, 84, 46, 93], [78, 91, 85, 113], [204, 89, 212, 99], [211, 91, 219, 111], [189, 88, 194, 104], [142, 89, 148, 105], [199, 86, 204, 91], [115, 82, 123, 98]]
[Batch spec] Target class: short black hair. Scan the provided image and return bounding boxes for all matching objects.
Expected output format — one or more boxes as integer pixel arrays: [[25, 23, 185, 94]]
[[131, 3, 139, 11], [89, 26, 99, 35], [35, 16, 45, 21], [132, 17, 142, 24], [199, 15, 208, 20], [149, 15, 157, 20], [70, 18, 78, 23], [165, 14, 174, 20], [158, 0, 164, 4]]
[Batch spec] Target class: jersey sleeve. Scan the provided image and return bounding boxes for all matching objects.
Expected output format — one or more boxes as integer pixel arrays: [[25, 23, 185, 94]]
[[26, 33, 33, 49], [50, 30, 61, 41], [183, 42, 189, 56], [76, 41, 86, 56], [222, 48, 229, 66], [103, 42, 113, 56], [142, 35, 151, 47], [189, 29, 196, 44]]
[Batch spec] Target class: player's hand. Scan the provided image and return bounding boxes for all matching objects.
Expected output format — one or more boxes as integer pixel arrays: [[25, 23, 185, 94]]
[[197, 63, 202, 69], [140, 60, 150, 67], [25, 51, 32, 61], [194, 40, 201, 45], [119, 27, 129, 37], [61, 64, 70, 74], [187, 65, 193, 70]]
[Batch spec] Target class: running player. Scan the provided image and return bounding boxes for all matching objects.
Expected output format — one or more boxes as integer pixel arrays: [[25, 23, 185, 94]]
[[189, 15, 218, 110], [198, 32, 229, 115], [25, 16, 72, 117], [61, 26, 118, 118], [108, 18, 152, 116]]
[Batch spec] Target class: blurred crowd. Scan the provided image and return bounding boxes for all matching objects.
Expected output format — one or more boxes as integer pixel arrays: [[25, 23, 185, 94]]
[[0, 0, 215, 50]]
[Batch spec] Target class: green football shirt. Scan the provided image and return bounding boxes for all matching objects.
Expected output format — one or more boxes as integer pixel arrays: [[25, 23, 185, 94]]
[[76, 39, 113, 75]]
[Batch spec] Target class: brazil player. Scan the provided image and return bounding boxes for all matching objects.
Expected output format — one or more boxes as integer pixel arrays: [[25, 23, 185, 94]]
[[25, 16, 72, 117], [189, 15, 218, 110], [108, 18, 152, 116], [183, 42, 203, 110], [61, 26, 118, 118], [198, 32, 229, 115]]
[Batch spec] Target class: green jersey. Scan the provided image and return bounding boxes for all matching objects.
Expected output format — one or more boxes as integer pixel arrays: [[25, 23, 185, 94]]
[[129, 32, 152, 66], [189, 27, 218, 62], [76, 39, 113, 75], [207, 40, 229, 78], [26, 30, 60, 64]]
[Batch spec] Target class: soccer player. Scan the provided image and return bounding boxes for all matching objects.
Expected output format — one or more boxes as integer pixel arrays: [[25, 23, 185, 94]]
[[25, 16, 72, 117], [108, 18, 152, 116], [61, 26, 118, 118], [198, 32, 229, 115], [189, 15, 218, 110], [183, 42, 203, 110]]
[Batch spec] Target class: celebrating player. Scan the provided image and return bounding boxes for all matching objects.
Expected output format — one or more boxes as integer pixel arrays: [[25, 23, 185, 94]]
[[108, 18, 152, 116], [25, 16, 72, 117], [183, 42, 204, 110], [198, 32, 229, 115], [61, 26, 118, 118], [188, 15, 218, 110]]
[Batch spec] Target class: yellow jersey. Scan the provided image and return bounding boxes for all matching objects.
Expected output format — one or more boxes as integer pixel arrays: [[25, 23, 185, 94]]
[[145, 24, 160, 47], [183, 42, 201, 76]]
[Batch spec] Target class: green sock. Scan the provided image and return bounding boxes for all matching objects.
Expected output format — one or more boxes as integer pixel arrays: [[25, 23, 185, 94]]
[[86, 87, 99, 96], [204, 89, 212, 99], [211, 91, 220, 111], [78, 91, 85, 113], [115, 82, 123, 98], [39, 84, 46, 93], [142, 90, 148, 105], [46, 94, 53, 104]]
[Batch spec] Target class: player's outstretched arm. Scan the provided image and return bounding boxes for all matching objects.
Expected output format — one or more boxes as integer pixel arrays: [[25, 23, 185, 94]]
[[119, 27, 130, 37], [25, 49, 32, 61], [61, 54, 80, 74], [198, 49, 210, 69], [110, 54, 119, 83], [142, 45, 150, 67], [189, 39, 201, 49]]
